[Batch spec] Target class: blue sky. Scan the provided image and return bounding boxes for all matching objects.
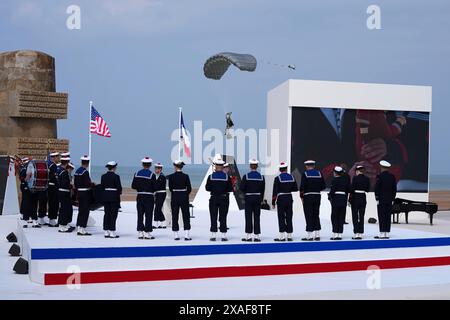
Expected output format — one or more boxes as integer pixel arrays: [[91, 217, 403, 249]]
[[1, 0, 449, 174]]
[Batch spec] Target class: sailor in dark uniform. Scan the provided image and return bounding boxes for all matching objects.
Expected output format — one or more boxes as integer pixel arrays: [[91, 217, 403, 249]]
[[205, 159, 233, 241], [74, 155, 93, 236], [299, 160, 326, 241], [349, 165, 371, 239], [328, 166, 351, 240], [101, 161, 122, 238], [167, 160, 192, 241], [272, 162, 298, 242], [47, 152, 60, 227], [19, 158, 33, 224], [374, 160, 397, 239], [153, 162, 167, 229], [239, 158, 265, 242], [57, 158, 75, 233], [131, 157, 156, 240]]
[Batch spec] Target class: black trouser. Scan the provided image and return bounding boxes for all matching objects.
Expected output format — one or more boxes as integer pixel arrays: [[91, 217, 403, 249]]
[[377, 203, 392, 232], [303, 195, 321, 232], [331, 205, 347, 234], [47, 185, 59, 220], [244, 195, 261, 234], [154, 192, 166, 222], [209, 195, 229, 233], [103, 201, 120, 231], [136, 194, 154, 232], [351, 201, 366, 234], [20, 189, 29, 217], [58, 192, 73, 226], [171, 192, 190, 232], [76, 191, 91, 228], [38, 191, 48, 218], [277, 197, 293, 233]]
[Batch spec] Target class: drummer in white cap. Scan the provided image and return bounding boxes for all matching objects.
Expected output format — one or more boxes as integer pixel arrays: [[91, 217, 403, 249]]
[[374, 160, 397, 239], [131, 157, 156, 240], [239, 158, 265, 242], [101, 161, 122, 238]]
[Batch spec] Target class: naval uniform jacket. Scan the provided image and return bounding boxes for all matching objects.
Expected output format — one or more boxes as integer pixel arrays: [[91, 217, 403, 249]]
[[154, 174, 167, 195], [375, 171, 397, 204], [205, 171, 233, 197], [167, 171, 192, 196], [300, 169, 326, 202], [272, 172, 298, 206], [350, 174, 371, 205], [328, 175, 351, 207], [101, 171, 122, 203], [239, 171, 265, 200], [131, 169, 156, 196], [74, 167, 92, 192]]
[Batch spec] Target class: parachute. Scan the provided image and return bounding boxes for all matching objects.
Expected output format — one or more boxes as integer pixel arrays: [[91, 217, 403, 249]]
[[203, 52, 257, 80]]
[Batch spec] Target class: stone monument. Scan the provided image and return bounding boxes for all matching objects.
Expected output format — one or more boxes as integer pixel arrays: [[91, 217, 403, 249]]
[[0, 50, 69, 159]]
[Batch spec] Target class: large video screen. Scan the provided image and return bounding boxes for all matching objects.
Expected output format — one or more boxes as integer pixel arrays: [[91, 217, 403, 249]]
[[290, 107, 429, 192]]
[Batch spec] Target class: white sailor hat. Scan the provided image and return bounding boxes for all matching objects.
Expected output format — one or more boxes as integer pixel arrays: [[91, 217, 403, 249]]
[[105, 161, 117, 168], [249, 158, 259, 165], [80, 155, 90, 161], [334, 166, 343, 173], [379, 160, 391, 168], [356, 165, 365, 170], [68, 163, 75, 169], [61, 152, 70, 157], [60, 157, 71, 162], [21, 157, 30, 163], [278, 162, 288, 169], [141, 156, 153, 164], [304, 160, 316, 165], [154, 162, 164, 168], [50, 152, 60, 157], [214, 159, 225, 165], [173, 159, 185, 166]]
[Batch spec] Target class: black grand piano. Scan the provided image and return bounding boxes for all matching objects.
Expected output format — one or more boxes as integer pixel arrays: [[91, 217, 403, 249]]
[[392, 198, 438, 225]]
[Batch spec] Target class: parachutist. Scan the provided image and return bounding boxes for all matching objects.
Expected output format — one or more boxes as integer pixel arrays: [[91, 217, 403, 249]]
[[225, 112, 234, 139], [288, 64, 296, 70]]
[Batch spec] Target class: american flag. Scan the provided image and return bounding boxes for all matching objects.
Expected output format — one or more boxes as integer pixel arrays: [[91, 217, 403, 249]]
[[90, 106, 111, 138]]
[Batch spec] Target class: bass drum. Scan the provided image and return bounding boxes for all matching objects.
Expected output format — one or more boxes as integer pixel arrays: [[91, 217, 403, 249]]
[[26, 160, 48, 193]]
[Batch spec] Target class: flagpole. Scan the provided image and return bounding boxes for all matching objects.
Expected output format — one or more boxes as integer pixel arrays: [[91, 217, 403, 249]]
[[178, 107, 182, 160], [89, 101, 93, 173]]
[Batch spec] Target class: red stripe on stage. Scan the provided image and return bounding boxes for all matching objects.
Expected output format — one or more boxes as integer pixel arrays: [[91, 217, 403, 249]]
[[44, 256, 450, 285]]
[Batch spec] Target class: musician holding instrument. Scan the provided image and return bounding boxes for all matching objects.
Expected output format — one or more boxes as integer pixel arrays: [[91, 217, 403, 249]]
[[74, 155, 93, 236]]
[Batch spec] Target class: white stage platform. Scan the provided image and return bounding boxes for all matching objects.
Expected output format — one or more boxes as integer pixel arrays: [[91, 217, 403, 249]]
[[12, 201, 450, 286]]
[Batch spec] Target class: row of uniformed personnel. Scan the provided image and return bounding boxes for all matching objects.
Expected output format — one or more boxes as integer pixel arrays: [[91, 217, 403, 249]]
[[205, 158, 396, 242]]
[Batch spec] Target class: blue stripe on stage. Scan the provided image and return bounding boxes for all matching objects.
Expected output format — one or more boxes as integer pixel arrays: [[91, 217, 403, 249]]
[[31, 237, 450, 260]]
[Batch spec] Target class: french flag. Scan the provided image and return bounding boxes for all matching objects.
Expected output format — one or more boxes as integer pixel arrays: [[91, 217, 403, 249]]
[[180, 111, 191, 158]]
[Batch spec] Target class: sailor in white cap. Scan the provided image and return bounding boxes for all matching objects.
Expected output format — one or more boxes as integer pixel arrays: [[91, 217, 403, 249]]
[[57, 157, 75, 233], [272, 162, 298, 241], [74, 155, 93, 236], [349, 165, 371, 240], [205, 159, 233, 241], [101, 161, 122, 238], [47, 152, 61, 227], [300, 160, 326, 241], [18, 157, 33, 224], [131, 157, 156, 239], [239, 158, 265, 242], [328, 166, 351, 240], [153, 162, 167, 229], [60, 152, 70, 158], [167, 160, 192, 240], [374, 160, 397, 239]]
